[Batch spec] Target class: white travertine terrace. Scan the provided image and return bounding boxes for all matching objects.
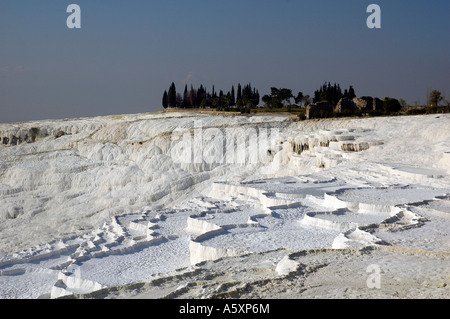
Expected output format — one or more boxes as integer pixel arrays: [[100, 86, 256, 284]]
[[0, 112, 449, 298]]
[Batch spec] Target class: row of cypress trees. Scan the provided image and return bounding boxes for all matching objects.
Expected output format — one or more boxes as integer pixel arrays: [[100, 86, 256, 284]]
[[313, 82, 356, 105], [162, 81, 355, 109], [162, 82, 260, 109]]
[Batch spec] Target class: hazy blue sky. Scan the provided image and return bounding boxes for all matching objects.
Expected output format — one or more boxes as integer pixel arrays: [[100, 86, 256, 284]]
[[1, 0, 449, 123]]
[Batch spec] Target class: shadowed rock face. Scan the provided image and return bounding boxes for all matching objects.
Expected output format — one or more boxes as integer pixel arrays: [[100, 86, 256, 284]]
[[333, 97, 383, 115], [307, 97, 378, 118], [306, 101, 334, 119], [335, 98, 357, 114], [352, 97, 368, 112], [354, 96, 383, 112], [373, 97, 383, 111]]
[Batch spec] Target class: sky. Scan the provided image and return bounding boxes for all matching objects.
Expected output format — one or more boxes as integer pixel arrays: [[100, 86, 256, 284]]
[[0, 0, 449, 123]]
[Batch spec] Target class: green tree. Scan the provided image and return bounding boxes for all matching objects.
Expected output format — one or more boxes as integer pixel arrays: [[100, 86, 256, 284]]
[[162, 90, 168, 109], [399, 98, 407, 108], [262, 90, 283, 109], [262, 95, 271, 106], [294, 92, 304, 106], [231, 86, 235, 106], [176, 93, 183, 108], [383, 97, 401, 115], [313, 82, 344, 104], [254, 89, 260, 106], [302, 95, 311, 106], [279, 88, 293, 106], [348, 86, 356, 99], [320, 91, 329, 102], [189, 85, 196, 108], [183, 85, 189, 108], [430, 90, 443, 107], [236, 83, 242, 106], [168, 82, 177, 108]]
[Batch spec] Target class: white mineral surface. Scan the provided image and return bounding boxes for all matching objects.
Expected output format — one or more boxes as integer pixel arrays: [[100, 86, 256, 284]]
[[0, 112, 449, 299]]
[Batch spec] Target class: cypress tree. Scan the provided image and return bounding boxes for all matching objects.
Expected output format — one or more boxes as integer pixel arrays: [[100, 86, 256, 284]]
[[200, 85, 206, 105], [237, 83, 242, 105], [183, 84, 189, 108], [168, 82, 177, 108], [162, 90, 168, 109], [343, 89, 349, 98], [231, 86, 235, 106], [226, 91, 231, 106], [348, 86, 356, 99], [190, 85, 196, 108]]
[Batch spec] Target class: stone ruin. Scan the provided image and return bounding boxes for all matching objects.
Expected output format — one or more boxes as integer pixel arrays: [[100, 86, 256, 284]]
[[305, 101, 334, 119], [307, 96, 384, 119]]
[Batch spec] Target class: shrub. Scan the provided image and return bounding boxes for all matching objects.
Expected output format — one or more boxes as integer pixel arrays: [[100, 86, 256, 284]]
[[383, 98, 401, 115], [368, 109, 383, 117], [406, 108, 426, 115]]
